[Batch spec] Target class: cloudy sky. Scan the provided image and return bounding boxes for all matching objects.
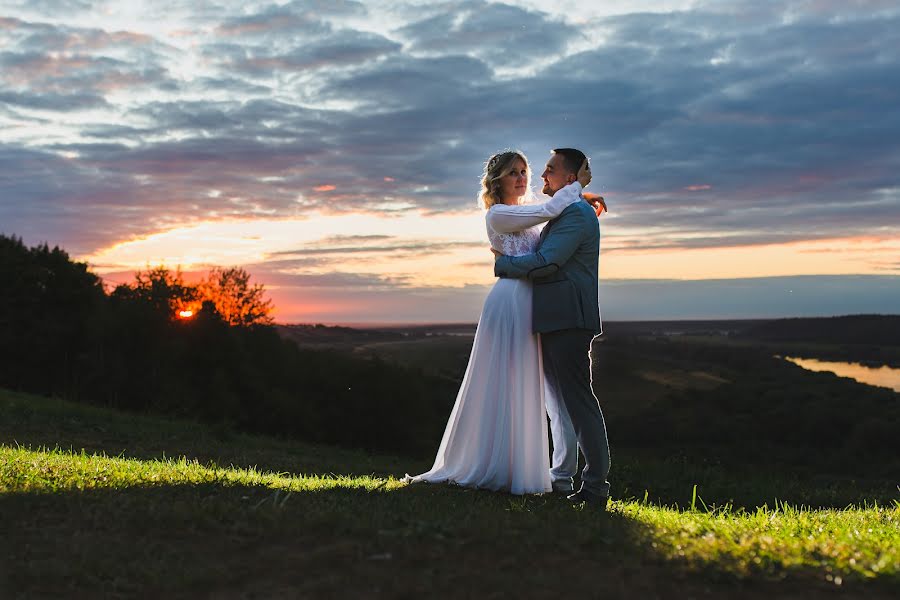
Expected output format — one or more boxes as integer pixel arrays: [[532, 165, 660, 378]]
[[2, 0, 898, 323]]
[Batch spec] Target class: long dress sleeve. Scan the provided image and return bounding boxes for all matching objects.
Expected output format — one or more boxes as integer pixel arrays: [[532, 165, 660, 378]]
[[494, 205, 590, 280], [486, 182, 583, 233]]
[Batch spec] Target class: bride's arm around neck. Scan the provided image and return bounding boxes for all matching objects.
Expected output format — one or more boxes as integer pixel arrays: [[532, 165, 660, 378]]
[[486, 182, 583, 234]]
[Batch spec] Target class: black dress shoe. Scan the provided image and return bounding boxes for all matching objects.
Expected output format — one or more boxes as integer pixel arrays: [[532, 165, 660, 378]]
[[552, 480, 575, 494], [567, 490, 609, 510]]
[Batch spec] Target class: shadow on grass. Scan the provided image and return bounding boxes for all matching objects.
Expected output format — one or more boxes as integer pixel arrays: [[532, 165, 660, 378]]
[[1, 475, 896, 599], [0, 389, 422, 479], [610, 452, 900, 511]]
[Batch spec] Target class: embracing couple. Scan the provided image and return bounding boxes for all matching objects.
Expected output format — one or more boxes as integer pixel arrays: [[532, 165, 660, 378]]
[[404, 148, 611, 510]]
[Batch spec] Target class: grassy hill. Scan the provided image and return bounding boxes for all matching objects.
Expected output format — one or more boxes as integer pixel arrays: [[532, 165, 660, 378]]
[[1, 388, 898, 598]]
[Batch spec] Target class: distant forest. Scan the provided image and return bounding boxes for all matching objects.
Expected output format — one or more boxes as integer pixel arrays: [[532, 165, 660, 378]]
[[740, 315, 900, 347], [0, 234, 456, 455]]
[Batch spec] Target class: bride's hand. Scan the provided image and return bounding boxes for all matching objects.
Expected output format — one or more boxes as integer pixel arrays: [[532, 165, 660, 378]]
[[577, 158, 592, 188], [583, 192, 607, 216]]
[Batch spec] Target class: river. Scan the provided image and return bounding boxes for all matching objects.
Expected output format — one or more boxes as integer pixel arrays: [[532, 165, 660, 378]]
[[782, 356, 900, 393]]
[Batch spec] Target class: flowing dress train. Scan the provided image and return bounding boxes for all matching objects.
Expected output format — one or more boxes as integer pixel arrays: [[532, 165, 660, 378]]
[[405, 183, 584, 494]]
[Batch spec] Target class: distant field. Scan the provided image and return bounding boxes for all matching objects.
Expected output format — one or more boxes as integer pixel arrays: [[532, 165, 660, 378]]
[[2, 389, 898, 598], [354, 335, 476, 380]]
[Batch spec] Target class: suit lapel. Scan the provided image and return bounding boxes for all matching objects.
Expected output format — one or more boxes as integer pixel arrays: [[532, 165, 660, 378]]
[[540, 218, 554, 243]]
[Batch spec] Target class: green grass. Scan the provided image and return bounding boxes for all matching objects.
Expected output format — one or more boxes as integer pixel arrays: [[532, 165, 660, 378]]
[[1, 389, 898, 598]]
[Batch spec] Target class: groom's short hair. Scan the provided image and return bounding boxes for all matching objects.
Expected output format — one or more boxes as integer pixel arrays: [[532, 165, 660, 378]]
[[551, 148, 586, 175]]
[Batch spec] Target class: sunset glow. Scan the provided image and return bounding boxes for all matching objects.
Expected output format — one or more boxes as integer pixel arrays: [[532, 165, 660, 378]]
[[3, 1, 898, 323], [84, 215, 900, 285]]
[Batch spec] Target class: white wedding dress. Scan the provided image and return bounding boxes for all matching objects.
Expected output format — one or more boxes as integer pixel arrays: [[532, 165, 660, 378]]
[[405, 183, 584, 495]]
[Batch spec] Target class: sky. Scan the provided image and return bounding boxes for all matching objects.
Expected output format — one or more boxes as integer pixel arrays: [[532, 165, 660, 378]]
[[1, 0, 898, 323]]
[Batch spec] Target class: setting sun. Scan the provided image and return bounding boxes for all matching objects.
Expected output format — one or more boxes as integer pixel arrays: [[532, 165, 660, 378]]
[[178, 310, 194, 319]]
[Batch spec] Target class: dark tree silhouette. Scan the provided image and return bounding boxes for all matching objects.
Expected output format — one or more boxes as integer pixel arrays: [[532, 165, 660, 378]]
[[0, 234, 456, 456], [0, 235, 105, 397], [126, 266, 198, 318]]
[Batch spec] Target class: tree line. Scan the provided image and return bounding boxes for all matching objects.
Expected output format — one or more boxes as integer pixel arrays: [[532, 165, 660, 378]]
[[740, 314, 900, 347], [0, 234, 456, 455]]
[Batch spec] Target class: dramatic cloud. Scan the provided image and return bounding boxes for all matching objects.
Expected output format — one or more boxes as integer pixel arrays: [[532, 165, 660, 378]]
[[396, 0, 581, 68], [1, 0, 898, 320]]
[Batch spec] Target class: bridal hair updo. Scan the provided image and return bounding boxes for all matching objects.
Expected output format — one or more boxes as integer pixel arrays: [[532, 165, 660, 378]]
[[479, 149, 530, 209]]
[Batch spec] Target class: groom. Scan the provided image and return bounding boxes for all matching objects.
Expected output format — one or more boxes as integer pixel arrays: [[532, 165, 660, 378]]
[[493, 148, 611, 509]]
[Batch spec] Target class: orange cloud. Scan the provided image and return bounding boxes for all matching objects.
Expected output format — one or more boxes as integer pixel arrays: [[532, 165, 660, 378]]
[[314, 185, 336, 192], [684, 184, 712, 191]]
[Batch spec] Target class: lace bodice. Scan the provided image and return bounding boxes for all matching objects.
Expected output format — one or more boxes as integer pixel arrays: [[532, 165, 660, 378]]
[[485, 181, 584, 257], [488, 225, 542, 257]]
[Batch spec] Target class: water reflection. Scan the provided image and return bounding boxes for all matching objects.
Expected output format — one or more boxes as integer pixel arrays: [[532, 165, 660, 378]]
[[782, 357, 900, 393]]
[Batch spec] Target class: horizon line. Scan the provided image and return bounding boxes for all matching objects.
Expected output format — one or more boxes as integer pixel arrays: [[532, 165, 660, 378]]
[[276, 313, 899, 329]]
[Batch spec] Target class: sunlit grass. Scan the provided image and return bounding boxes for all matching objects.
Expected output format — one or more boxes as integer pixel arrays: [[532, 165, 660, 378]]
[[0, 445, 404, 496], [2, 444, 897, 588], [620, 498, 899, 584]]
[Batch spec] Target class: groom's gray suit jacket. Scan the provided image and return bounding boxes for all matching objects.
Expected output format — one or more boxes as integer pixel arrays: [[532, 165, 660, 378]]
[[494, 199, 601, 334]]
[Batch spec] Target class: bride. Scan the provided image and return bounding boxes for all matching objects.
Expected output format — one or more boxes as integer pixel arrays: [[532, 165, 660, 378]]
[[404, 150, 595, 494]]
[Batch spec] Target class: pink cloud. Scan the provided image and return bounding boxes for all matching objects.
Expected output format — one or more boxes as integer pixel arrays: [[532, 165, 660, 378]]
[[55, 30, 155, 52]]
